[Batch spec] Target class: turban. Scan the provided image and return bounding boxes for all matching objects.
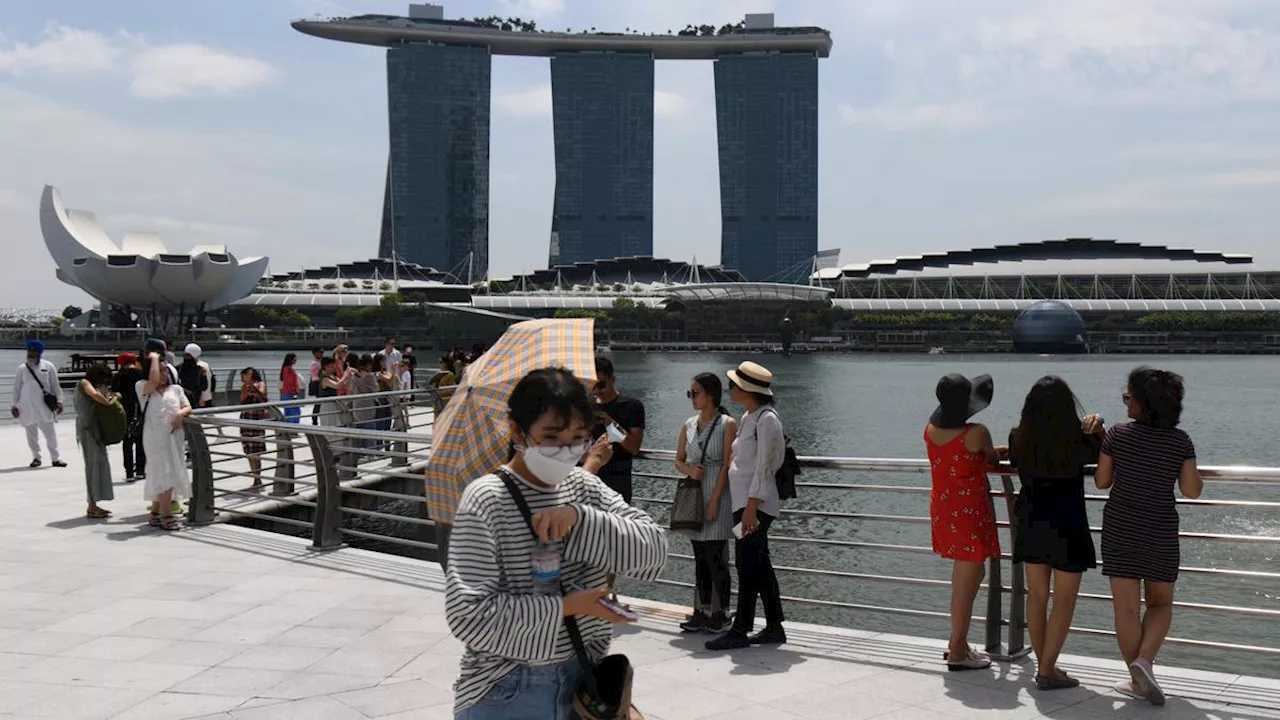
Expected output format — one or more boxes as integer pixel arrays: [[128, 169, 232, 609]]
[[117, 352, 137, 367], [144, 338, 166, 354], [25, 339, 44, 354], [184, 343, 202, 359]]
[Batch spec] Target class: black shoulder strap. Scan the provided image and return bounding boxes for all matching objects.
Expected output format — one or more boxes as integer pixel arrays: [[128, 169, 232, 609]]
[[494, 467, 597, 686], [753, 407, 778, 439], [696, 414, 720, 458], [24, 363, 49, 394]]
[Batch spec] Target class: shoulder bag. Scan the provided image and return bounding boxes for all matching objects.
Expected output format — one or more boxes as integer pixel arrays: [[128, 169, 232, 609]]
[[25, 364, 59, 412], [670, 415, 720, 532], [495, 468, 643, 720]]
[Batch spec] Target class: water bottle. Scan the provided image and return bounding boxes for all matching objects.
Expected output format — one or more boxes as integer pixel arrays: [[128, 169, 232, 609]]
[[531, 540, 562, 595]]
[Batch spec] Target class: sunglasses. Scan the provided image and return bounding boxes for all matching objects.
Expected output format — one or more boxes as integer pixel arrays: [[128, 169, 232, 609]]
[[686, 388, 702, 398], [1121, 393, 1132, 403]]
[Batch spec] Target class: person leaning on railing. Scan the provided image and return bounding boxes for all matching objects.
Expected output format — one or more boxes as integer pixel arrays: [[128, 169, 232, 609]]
[[923, 373, 1004, 672], [1008, 376, 1105, 691], [1094, 366, 1203, 706]]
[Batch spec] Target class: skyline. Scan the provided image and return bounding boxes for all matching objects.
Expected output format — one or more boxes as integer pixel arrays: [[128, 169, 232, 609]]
[[4, 0, 1280, 308]]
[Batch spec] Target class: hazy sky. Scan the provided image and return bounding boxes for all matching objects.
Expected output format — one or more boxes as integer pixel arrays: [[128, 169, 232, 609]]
[[4, 0, 1280, 310]]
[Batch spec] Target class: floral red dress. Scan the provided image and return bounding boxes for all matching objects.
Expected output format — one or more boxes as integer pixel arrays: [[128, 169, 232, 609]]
[[924, 424, 1001, 562]]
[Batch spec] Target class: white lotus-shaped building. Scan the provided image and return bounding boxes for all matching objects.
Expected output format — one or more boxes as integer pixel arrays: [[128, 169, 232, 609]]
[[41, 185, 268, 311]]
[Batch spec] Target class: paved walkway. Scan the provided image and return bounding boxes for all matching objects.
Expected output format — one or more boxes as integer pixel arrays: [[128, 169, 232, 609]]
[[1, 423, 1277, 720]]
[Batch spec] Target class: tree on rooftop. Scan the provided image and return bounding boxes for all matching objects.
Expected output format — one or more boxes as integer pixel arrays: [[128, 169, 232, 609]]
[[61, 304, 83, 320]]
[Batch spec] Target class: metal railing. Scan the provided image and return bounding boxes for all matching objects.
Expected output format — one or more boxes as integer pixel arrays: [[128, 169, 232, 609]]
[[180, 409, 1280, 667]]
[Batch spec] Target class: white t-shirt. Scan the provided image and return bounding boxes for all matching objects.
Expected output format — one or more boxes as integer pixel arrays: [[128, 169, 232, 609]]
[[398, 370, 412, 390]]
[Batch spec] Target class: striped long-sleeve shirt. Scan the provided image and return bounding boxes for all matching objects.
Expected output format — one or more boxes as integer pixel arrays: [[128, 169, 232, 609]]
[[445, 466, 667, 712]]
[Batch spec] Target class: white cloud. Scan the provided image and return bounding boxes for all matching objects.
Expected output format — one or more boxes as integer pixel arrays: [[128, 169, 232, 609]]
[[104, 213, 266, 240], [496, 85, 688, 118], [499, 0, 566, 16], [0, 24, 272, 99], [495, 85, 552, 117], [130, 44, 275, 99], [1121, 142, 1280, 162], [0, 24, 124, 76], [838, 102, 989, 132]]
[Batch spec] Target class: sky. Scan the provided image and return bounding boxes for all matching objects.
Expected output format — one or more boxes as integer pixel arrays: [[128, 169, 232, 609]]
[[3, 0, 1280, 310]]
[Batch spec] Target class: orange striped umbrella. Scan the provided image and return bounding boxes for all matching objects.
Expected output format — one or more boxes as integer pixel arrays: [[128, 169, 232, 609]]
[[424, 318, 597, 524]]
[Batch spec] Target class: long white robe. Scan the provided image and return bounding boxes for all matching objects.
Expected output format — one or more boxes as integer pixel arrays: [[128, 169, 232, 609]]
[[11, 359, 63, 426]]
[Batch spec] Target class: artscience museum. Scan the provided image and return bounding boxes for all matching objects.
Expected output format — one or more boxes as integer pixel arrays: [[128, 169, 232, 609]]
[[40, 185, 269, 325]]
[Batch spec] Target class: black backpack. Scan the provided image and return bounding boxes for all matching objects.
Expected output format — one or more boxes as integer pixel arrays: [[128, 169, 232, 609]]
[[755, 407, 800, 500]]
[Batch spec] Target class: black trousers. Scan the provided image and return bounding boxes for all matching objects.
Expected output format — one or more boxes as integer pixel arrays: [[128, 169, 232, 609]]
[[122, 431, 146, 477], [309, 381, 321, 425], [691, 540, 732, 615], [731, 508, 784, 634]]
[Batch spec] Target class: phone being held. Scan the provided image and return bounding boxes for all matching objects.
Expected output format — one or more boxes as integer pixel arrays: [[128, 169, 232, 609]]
[[604, 422, 627, 444], [598, 594, 638, 622]]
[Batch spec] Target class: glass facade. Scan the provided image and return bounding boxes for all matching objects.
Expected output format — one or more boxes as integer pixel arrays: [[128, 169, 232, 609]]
[[549, 52, 654, 267], [714, 52, 819, 283], [383, 43, 491, 280]]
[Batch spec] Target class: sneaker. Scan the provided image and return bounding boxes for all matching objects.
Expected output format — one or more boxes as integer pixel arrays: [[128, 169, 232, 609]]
[[705, 631, 751, 651], [749, 626, 787, 646], [135, 472, 146, 480], [125, 475, 136, 483], [1036, 671, 1081, 691], [51, 460, 67, 468], [1129, 660, 1165, 706], [944, 647, 993, 672], [679, 611, 709, 633], [706, 612, 734, 634], [29, 458, 40, 468]]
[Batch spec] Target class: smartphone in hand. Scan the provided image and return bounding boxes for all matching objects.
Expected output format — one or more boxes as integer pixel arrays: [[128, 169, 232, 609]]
[[598, 595, 638, 621]]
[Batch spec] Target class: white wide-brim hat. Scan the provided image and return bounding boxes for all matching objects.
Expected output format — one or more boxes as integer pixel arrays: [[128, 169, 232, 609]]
[[727, 361, 774, 396]]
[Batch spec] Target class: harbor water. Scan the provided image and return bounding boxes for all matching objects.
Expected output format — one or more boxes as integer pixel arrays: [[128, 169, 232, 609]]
[[5, 348, 1277, 674]]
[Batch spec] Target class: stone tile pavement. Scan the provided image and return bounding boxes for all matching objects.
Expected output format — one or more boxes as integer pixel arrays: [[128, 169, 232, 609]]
[[1, 423, 1277, 719]]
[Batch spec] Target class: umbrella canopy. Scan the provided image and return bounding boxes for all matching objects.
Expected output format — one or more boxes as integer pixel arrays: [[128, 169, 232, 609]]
[[424, 317, 598, 524]]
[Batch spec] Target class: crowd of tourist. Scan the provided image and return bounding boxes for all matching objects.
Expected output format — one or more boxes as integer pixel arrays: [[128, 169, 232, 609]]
[[442, 358, 1203, 718]]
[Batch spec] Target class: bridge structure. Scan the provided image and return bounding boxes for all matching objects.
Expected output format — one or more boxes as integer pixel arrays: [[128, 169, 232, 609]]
[[1, 389, 1277, 718]]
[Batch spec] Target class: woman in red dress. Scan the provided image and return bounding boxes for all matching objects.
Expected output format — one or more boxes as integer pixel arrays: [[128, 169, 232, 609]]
[[924, 373, 1004, 671]]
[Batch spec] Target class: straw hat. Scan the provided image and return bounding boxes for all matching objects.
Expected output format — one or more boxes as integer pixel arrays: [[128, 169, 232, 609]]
[[727, 361, 774, 396]]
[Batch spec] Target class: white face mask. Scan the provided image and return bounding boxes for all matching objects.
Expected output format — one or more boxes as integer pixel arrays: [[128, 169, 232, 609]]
[[519, 442, 588, 486]]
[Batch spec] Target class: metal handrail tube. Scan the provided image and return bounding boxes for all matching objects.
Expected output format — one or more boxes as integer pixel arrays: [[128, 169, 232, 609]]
[[333, 466, 433, 484], [214, 507, 317, 529], [341, 506, 435, 526], [637, 449, 1280, 483], [1068, 592, 1280, 617], [340, 528, 437, 551], [212, 489, 318, 508], [191, 416, 431, 444], [1063, 625, 1280, 655], [191, 388, 438, 416], [343, 485, 429, 504]]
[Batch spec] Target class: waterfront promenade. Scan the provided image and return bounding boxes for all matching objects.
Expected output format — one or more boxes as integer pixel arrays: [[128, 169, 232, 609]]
[[1, 424, 1277, 720]]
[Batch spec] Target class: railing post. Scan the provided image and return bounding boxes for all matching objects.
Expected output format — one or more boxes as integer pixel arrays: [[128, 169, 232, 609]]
[[184, 422, 216, 525], [1000, 473, 1028, 659], [266, 407, 296, 496], [390, 395, 408, 467], [305, 432, 345, 551]]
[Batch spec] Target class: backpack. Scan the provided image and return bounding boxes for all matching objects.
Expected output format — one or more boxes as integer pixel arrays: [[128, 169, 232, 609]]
[[94, 396, 128, 446], [754, 407, 801, 500]]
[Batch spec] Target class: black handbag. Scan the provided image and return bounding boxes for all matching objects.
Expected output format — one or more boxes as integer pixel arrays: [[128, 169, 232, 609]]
[[670, 415, 720, 532], [495, 469, 642, 720], [128, 396, 149, 441], [25, 364, 59, 412]]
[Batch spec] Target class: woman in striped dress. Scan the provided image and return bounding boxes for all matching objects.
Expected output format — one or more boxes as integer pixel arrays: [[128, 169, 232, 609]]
[[674, 372, 737, 634], [1095, 367, 1202, 706], [446, 368, 667, 719]]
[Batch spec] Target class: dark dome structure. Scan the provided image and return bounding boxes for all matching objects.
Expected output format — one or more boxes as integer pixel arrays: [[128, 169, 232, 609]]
[[1013, 300, 1087, 353]]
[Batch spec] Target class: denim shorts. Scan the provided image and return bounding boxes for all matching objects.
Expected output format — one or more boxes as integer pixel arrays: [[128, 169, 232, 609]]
[[455, 659, 582, 720]]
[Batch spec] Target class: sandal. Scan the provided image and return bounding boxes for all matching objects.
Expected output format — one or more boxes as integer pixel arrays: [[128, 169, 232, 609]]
[[149, 512, 162, 527], [160, 515, 181, 532], [86, 508, 112, 519]]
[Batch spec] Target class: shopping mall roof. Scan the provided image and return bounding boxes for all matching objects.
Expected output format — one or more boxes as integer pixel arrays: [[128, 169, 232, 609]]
[[819, 239, 1255, 280], [665, 282, 833, 303]]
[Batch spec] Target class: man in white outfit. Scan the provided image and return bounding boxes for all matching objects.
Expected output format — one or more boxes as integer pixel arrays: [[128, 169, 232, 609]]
[[10, 339, 65, 468]]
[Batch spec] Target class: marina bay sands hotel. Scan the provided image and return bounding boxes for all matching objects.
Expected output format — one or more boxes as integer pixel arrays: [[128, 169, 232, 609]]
[[292, 5, 833, 283]]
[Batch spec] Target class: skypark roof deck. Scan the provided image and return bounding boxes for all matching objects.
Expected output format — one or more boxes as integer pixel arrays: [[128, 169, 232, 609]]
[[291, 16, 833, 58]]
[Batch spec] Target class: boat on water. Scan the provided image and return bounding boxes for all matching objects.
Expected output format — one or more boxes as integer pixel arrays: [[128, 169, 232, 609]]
[[928, 346, 946, 355], [56, 353, 127, 388]]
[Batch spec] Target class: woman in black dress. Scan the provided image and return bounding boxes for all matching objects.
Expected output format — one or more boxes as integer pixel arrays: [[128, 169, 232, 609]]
[[1009, 376, 1104, 691], [1095, 367, 1202, 706]]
